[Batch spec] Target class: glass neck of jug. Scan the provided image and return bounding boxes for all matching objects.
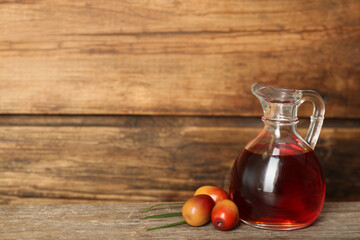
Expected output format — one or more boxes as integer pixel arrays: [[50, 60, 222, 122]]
[[262, 102, 298, 123]]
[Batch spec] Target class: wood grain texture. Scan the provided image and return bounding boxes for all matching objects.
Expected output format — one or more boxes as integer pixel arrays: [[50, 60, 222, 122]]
[[0, 0, 359, 117], [0, 116, 358, 205], [0, 202, 359, 239]]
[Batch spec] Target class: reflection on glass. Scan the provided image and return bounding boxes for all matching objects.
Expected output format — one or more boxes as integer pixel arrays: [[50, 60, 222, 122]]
[[263, 156, 279, 193]]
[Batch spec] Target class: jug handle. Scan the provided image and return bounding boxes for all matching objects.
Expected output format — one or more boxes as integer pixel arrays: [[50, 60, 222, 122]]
[[299, 90, 325, 149]]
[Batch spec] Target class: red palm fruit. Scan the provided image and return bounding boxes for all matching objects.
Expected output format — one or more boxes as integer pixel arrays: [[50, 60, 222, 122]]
[[211, 199, 239, 231], [182, 194, 215, 227], [194, 186, 229, 204]]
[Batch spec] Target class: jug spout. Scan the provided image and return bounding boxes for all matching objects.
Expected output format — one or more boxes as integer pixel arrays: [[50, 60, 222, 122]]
[[251, 83, 302, 104], [251, 83, 301, 123]]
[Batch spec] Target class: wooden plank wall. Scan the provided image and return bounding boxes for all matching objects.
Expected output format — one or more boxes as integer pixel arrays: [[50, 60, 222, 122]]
[[0, 0, 359, 205]]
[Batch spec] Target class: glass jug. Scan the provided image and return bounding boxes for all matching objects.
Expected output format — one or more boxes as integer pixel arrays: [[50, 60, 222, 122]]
[[229, 83, 326, 230]]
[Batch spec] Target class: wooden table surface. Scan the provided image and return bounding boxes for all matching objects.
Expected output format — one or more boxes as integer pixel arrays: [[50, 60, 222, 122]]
[[0, 202, 359, 239]]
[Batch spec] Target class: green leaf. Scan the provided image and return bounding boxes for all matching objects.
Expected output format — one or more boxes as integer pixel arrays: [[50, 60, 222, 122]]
[[141, 202, 184, 213], [143, 212, 182, 219]]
